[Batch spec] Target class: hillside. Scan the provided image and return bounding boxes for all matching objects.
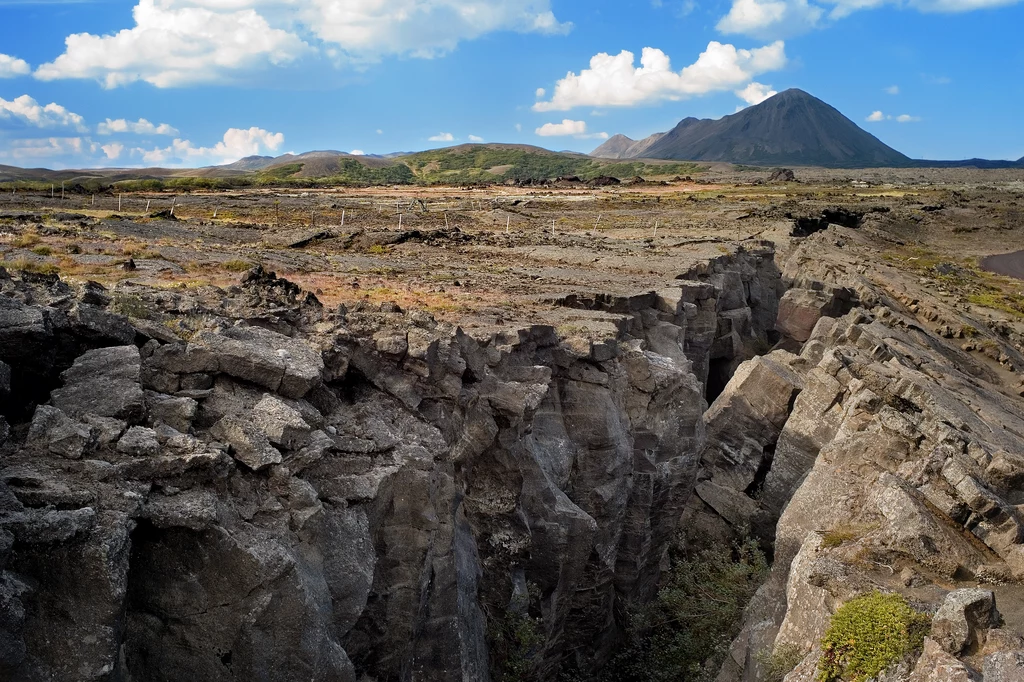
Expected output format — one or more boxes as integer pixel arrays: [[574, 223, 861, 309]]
[[595, 89, 912, 168]]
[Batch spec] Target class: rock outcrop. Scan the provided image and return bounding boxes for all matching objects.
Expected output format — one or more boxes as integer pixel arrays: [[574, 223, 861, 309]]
[[0, 249, 783, 682]]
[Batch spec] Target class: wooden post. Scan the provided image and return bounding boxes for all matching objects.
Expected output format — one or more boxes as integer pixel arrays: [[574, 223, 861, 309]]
[[444, 213, 449, 229], [61, 182, 64, 201], [51, 185, 54, 199], [341, 209, 345, 227], [170, 198, 175, 217], [595, 214, 601, 228], [506, 215, 510, 234], [91, 195, 95, 206], [213, 207, 218, 219], [399, 213, 403, 229], [653, 221, 658, 239], [146, 199, 151, 212], [551, 219, 555, 237], [118, 194, 122, 212]]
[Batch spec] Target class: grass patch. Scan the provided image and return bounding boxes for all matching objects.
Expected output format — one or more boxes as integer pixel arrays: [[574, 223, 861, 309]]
[[821, 523, 876, 549], [817, 592, 929, 682], [12, 231, 41, 248], [967, 292, 1024, 318], [1, 258, 59, 275], [110, 293, 153, 319], [30, 245, 54, 256], [220, 259, 253, 272]]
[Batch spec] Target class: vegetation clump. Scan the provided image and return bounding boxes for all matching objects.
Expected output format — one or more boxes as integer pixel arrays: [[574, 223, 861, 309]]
[[757, 643, 805, 682], [817, 592, 929, 682], [602, 539, 768, 682]]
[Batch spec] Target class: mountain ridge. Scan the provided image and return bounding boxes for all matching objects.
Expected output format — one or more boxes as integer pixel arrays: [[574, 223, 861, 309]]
[[593, 89, 914, 168]]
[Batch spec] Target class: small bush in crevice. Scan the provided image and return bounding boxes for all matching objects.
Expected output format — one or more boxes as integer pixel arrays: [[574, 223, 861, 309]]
[[600, 539, 769, 682], [492, 610, 544, 682], [756, 643, 805, 682], [817, 591, 929, 682]]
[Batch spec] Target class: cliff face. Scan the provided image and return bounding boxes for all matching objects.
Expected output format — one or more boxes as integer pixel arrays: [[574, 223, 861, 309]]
[[0, 249, 783, 682], [692, 228, 1024, 681]]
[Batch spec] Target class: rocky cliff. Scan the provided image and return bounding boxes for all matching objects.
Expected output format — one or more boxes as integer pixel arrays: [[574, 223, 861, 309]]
[[0, 248, 784, 682]]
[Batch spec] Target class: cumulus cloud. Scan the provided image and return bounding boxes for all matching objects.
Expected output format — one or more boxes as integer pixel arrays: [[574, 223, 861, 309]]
[[35, 0, 571, 87], [866, 110, 885, 121], [0, 94, 87, 131], [535, 119, 607, 139], [735, 81, 777, 105], [350, 149, 365, 155], [717, 0, 823, 39], [533, 41, 787, 111], [468, 134, 485, 142], [896, 114, 921, 122], [865, 111, 921, 123], [102, 143, 125, 160], [98, 118, 179, 136], [885, 85, 899, 95], [0, 136, 87, 161], [35, 0, 311, 88], [717, 0, 1022, 40], [134, 126, 285, 165], [429, 132, 455, 142], [0, 54, 30, 78]]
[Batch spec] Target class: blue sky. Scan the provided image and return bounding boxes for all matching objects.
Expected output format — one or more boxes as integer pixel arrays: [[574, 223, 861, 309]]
[[0, 0, 1021, 168]]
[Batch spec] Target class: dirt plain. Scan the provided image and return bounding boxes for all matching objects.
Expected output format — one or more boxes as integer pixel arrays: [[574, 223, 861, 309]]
[[1, 166, 1023, 368]]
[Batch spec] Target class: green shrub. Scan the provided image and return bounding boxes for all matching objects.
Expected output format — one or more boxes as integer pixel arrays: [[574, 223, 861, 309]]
[[111, 293, 153, 320], [220, 259, 253, 272], [602, 539, 769, 682], [817, 592, 930, 682], [757, 643, 805, 682], [492, 611, 544, 682]]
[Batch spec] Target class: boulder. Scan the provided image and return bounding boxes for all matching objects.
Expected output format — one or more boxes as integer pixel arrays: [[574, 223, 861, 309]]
[[776, 289, 834, 343], [50, 346, 145, 422], [930, 589, 1001, 656], [908, 638, 978, 682], [146, 392, 198, 433], [116, 427, 160, 457], [252, 395, 312, 450], [191, 327, 324, 398], [210, 416, 282, 471], [26, 406, 91, 459], [984, 651, 1024, 682]]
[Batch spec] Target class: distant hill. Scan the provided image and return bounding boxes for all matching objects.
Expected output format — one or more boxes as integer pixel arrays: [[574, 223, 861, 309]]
[[594, 89, 912, 168]]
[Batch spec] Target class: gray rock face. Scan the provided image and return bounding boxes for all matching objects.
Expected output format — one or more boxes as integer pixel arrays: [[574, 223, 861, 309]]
[[210, 416, 282, 471], [192, 326, 324, 398], [51, 345, 145, 422], [252, 394, 312, 449], [116, 426, 160, 457]]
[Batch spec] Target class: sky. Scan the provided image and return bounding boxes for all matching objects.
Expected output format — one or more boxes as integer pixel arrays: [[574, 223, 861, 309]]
[[0, 0, 1021, 169]]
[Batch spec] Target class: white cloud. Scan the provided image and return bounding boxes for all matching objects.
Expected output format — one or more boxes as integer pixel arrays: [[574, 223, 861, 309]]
[[885, 85, 899, 95], [535, 87, 546, 98], [717, 0, 823, 39], [0, 54, 30, 78], [866, 110, 885, 122], [0, 94, 87, 131], [735, 81, 777, 105], [35, 0, 311, 88], [429, 132, 455, 142], [717, 0, 1022, 40], [533, 41, 787, 111], [134, 126, 285, 165], [535, 119, 607, 139], [102, 142, 125, 160], [515, 123, 522, 132], [98, 118, 179, 136], [35, 0, 571, 87], [350, 149, 365, 155], [376, 129, 383, 134], [0, 136, 86, 161], [896, 114, 921, 123], [468, 134, 485, 142], [536, 119, 586, 136]]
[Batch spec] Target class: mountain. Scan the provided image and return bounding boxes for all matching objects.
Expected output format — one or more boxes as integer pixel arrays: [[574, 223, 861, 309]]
[[594, 89, 913, 168]]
